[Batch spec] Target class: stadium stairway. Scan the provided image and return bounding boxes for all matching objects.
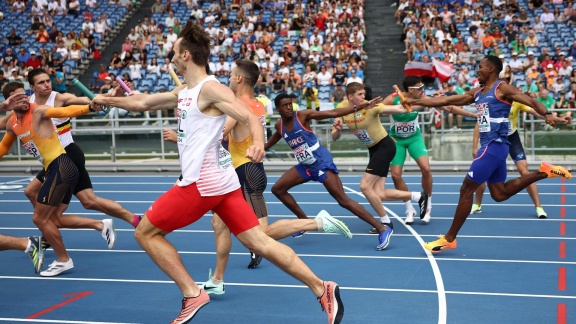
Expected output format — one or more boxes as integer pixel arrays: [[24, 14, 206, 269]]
[[363, 0, 406, 96], [76, 0, 155, 93]]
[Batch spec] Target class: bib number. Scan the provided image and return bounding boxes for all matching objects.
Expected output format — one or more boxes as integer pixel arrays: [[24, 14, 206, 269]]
[[293, 143, 317, 165], [23, 140, 44, 163], [218, 145, 233, 170], [476, 104, 490, 133], [394, 120, 418, 138], [353, 129, 375, 146]]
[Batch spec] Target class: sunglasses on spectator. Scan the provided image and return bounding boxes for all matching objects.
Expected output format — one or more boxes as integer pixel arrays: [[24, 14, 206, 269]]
[[409, 85, 425, 90]]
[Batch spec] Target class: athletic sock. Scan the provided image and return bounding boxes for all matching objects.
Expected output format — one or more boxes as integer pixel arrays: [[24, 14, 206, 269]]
[[380, 216, 390, 224], [427, 196, 432, 211], [211, 278, 223, 285], [24, 239, 32, 253], [131, 215, 141, 228], [411, 192, 422, 202], [315, 217, 324, 232], [405, 201, 415, 210]]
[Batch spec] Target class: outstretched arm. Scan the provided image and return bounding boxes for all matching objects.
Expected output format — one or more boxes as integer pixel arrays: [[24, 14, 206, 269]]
[[93, 85, 183, 112], [305, 96, 384, 121], [41, 105, 97, 118], [405, 90, 477, 107], [497, 82, 554, 125], [437, 105, 477, 118], [57, 92, 91, 106], [0, 131, 16, 158]]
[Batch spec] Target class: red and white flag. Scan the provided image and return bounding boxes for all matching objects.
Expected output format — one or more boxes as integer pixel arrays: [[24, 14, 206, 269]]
[[404, 60, 455, 83]]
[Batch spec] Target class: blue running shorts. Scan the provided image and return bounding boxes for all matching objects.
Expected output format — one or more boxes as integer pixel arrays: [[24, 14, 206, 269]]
[[295, 160, 339, 183], [508, 131, 526, 163], [467, 141, 510, 184]]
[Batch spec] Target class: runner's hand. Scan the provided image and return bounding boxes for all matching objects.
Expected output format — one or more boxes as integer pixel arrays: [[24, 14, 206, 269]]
[[163, 128, 178, 143], [1, 93, 28, 111], [332, 118, 343, 131], [246, 144, 265, 163]]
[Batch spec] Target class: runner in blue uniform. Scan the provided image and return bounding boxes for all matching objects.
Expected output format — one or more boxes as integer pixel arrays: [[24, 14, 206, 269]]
[[404, 55, 572, 253], [265, 93, 398, 250]]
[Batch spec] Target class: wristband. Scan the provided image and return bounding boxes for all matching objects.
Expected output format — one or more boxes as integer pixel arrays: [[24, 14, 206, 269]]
[[544, 111, 552, 115], [354, 105, 357, 112]]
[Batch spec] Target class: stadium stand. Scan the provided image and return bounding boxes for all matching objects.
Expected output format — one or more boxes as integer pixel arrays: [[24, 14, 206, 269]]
[[398, 0, 575, 129]]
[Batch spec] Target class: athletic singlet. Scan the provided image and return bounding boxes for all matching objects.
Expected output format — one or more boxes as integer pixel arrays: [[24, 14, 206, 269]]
[[29, 92, 74, 147], [177, 76, 240, 196], [474, 80, 512, 147], [336, 100, 388, 147], [228, 97, 266, 168], [9, 104, 66, 169], [508, 101, 531, 135], [389, 93, 421, 138], [281, 112, 330, 165]]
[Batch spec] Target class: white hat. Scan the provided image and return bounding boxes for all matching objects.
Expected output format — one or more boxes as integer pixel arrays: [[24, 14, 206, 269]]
[[30, 50, 36, 55], [560, 52, 566, 56], [528, 51, 534, 55], [547, 63, 553, 68], [512, 51, 518, 56], [10, 68, 18, 73], [105, 76, 112, 80], [498, 54, 505, 58]]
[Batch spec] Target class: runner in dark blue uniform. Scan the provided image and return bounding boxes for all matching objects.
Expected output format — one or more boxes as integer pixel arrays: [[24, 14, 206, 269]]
[[265, 93, 397, 250], [404, 55, 572, 253]]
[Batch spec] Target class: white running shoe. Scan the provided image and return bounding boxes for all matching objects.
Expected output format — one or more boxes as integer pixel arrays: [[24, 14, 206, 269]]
[[316, 210, 353, 239], [404, 209, 416, 225], [101, 219, 116, 249], [470, 204, 482, 214], [40, 258, 74, 277], [422, 209, 431, 223]]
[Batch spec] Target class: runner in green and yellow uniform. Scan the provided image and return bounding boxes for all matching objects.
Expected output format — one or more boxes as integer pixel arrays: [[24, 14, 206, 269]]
[[384, 76, 476, 225]]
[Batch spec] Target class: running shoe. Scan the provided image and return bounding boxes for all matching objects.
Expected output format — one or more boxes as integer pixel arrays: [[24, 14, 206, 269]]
[[424, 236, 457, 253], [101, 219, 116, 249], [316, 210, 353, 239], [404, 209, 416, 225], [376, 224, 393, 250], [418, 192, 429, 220], [470, 204, 482, 214], [421, 209, 431, 223], [199, 269, 225, 295], [26, 236, 44, 274], [539, 162, 572, 180], [291, 231, 307, 238], [536, 207, 547, 219], [170, 290, 210, 324], [317, 281, 344, 324], [247, 252, 262, 269], [369, 220, 393, 234], [40, 236, 51, 250], [40, 258, 74, 277]]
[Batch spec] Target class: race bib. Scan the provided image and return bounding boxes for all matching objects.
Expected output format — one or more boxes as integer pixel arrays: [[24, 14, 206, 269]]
[[23, 140, 44, 163], [476, 104, 490, 133], [394, 120, 418, 138], [353, 129, 375, 146], [218, 145, 233, 171], [293, 143, 317, 165]]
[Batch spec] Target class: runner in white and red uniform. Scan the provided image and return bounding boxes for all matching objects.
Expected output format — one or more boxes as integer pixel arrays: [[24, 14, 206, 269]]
[[93, 21, 344, 324]]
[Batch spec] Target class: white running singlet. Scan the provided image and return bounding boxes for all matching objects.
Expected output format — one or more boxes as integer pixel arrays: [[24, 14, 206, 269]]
[[177, 75, 240, 196], [29, 91, 74, 147]]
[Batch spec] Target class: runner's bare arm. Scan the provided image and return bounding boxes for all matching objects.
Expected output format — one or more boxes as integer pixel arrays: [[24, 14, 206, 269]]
[[305, 96, 384, 121], [58, 92, 91, 106], [92, 85, 184, 112], [222, 116, 238, 139], [264, 122, 282, 151], [405, 90, 477, 107], [497, 82, 555, 126], [331, 118, 343, 141]]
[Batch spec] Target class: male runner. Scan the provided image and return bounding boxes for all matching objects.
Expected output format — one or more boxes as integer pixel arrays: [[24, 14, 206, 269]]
[[383, 76, 476, 224], [471, 100, 572, 217], [93, 22, 344, 324], [23, 69, 140, 229], [0, 234, 43, 273], [330, 82, 430, 239], [0, 82, 113, 276], [266, 93, 400, 250], [404, 56, 572, 253]]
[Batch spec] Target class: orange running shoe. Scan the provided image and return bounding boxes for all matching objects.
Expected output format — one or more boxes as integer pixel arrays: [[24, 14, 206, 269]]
[[170, 290, 210, 324], [318, 281, 344, 324], [424, 236, 457, 253], [539, 162, 572, 180]]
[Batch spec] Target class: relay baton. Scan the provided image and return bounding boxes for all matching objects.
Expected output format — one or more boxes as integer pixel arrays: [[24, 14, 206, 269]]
[[392, 84, 412, 112], [169, 68, 182, 86], [116, 76, 132, 94], [71, 78, 109, 113]]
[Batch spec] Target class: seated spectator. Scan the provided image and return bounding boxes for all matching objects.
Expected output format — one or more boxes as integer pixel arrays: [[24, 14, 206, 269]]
[[302, 65, 317, 85], [68, 0, 80, 16], [17, 48, 31, 65], [549, 76, 566, 96], [330, 84, 346, 107], [286, 70, 301, 94], [271, 71, 285, 92], [128, 61, 142, 80], [89, 72, 104, 90], [151, 0, 165, 13], [316, 65, 332, 86], [25, 51, 41, 69], [508, 52, 524, 72], [95, 16, 108, 38], [56, 40, 69, 60], [165, 11, 176, 29], [69, 44, 82, 62], [157, 42, 168, 58], [346, 69, 363, 85], [523, 77, 540, 97], [501, 65, 514, 84], [540, 6, 555, 24], [36, 25, 49, 43], [12, 0, 26, 13]]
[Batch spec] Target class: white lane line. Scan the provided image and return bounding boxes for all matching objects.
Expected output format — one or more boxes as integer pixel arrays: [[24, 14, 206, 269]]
[[0, 319, 139, 324], [342, 185, 447, 324]]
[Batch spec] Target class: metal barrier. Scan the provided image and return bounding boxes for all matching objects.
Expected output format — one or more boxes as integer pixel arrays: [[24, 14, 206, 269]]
[[1, 109, 575, 173]]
